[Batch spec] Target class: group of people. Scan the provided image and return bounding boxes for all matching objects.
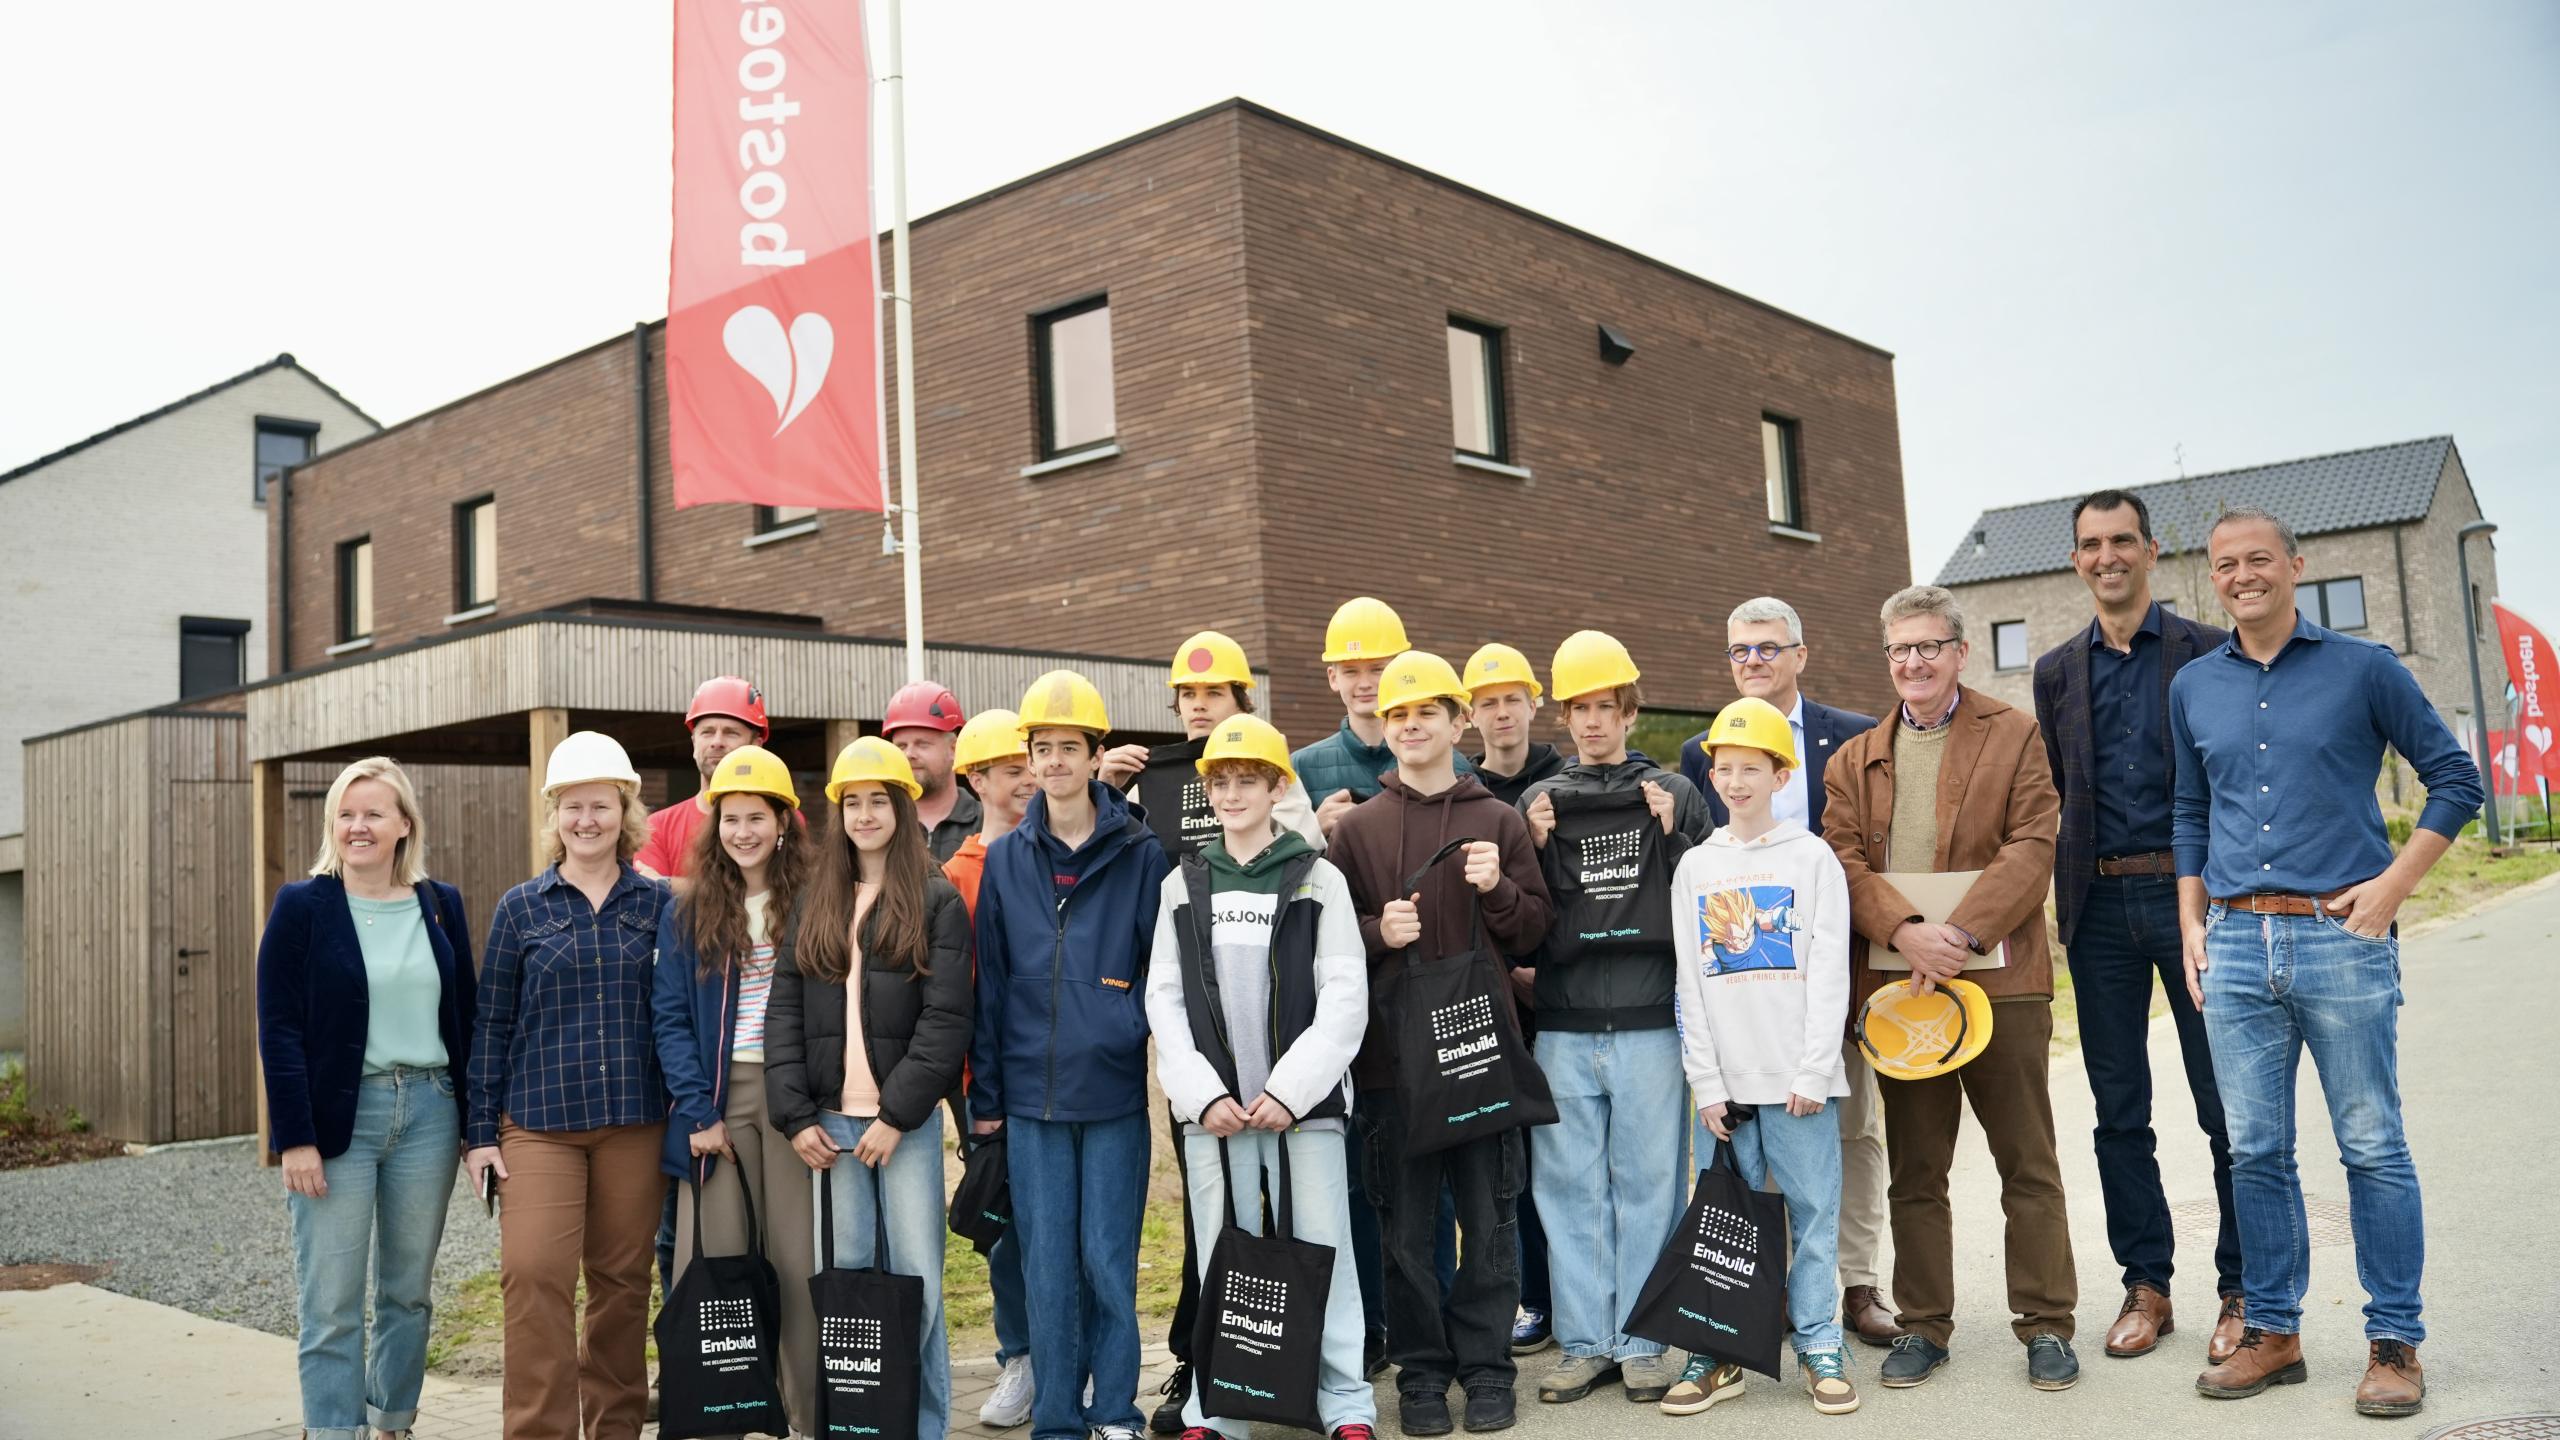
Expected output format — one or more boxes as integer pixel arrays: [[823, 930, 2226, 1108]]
[[253, 491, 2481, 1440]]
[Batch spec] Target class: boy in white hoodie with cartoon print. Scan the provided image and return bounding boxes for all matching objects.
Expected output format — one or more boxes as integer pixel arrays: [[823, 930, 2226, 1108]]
[[1666, 696, 1859, 1418]]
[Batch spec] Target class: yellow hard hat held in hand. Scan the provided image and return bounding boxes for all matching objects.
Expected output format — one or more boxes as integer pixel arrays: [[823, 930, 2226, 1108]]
[[1858, 977, 1994, 1081]]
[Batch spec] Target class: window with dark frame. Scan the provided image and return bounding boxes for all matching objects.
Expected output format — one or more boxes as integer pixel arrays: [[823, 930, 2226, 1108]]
[[2305, 576, 2367, 632], [755, 504, 818, 535], [454, 495, 497, 610], [1992, 619, 2030, 672], [1446, 319, 1507, 461], [337, 536, 373, 643], [179, 616, 250, 698], [1763, 415, 1806, 528], [1034, 297, 1116, 459], [254, 418, 317, 503]]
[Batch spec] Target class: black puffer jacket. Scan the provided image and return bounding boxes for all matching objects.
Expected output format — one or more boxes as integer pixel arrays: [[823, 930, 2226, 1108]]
[[766, 875, 975, 1135]]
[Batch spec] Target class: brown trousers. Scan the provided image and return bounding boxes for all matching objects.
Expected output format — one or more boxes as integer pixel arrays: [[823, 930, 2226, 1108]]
[[497, 1118, 666, 1440], [672, 1061, 818, 1437], [1879, 998, 2079, 1345]]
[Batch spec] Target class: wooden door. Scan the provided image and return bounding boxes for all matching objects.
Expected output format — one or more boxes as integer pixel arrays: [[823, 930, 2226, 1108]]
[[169, 779, 253, 1140]]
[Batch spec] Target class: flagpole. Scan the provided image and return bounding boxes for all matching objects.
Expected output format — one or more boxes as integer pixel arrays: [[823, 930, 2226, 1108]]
[[884, 0, 924, 682]]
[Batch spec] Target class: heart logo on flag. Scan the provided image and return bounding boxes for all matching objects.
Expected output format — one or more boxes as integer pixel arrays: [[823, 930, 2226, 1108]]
[[2528, 724, 2553, 754], [722, 305, 834, 436]]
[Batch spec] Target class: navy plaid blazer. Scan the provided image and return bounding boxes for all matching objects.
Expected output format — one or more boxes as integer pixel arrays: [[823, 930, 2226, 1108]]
[[2032, 604, 2228, 946]]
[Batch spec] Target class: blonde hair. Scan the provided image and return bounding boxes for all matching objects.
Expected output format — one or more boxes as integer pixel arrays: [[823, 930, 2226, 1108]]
[[310, 757, 430, 885], [540, 782, 650, 867]]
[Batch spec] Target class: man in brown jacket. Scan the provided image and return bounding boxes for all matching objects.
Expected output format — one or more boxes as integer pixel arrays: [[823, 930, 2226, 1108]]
[[1822, 584, 2080, 1394]]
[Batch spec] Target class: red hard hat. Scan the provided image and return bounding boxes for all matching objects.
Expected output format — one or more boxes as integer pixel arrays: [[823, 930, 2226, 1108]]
[[685, 676, 769, 739], [882, 680, 965, 734]]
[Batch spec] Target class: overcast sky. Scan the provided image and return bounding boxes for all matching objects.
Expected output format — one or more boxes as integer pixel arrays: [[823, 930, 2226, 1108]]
[[4, 1, 2553, 626]]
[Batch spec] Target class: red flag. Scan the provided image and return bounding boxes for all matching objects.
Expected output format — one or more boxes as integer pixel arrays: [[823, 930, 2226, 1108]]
[[2492, 601, 2560, 788], [669, 0, 884, 511]]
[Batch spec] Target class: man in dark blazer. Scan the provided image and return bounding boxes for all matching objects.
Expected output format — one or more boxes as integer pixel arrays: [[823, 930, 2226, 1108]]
[[2031, 489, 2243, 1366], [1676, 596, 1900, 1346]]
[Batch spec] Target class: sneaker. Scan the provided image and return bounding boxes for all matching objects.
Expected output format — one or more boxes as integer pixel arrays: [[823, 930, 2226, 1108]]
[[1329, 1427, 1379, 1440], [1399, 1388, 1454, 1437], [1878, 1333, 1950, 1388], [1800, 1349, 1859, 1415], [1178, 1431, 1216, 1440], [1658, 1356, 1745, 1416], [1534, 1353, 1621, 1403], [1093, 1428, 1144, 1440], [980, 1354, 1034, 1429], [2026, 1334, 2080, 1391], [1150, 1361, 1193, 1434], [1510, 1307, 1554, 1355], [1461, 1385, 1516, 1432], [1620, 1353, 1683, 1403]]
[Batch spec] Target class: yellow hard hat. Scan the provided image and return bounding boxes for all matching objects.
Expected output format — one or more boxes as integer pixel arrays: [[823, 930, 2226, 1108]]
[[1372, 650, 1472, 718], [1169, 631, 1255, 690], [1858, 977, 1994, 1082], [1196, 714, 1296, 785], [1323, 597, 1411, 663], [953, 708, 1027, 772], [1016, 668, 1111, 737], [700, 744, 800, 809], [1463, 643, 1544, 702], [1704, 696, 1798, 771], [825, 736, 922, 804], [1549, 630, 1642, 703]]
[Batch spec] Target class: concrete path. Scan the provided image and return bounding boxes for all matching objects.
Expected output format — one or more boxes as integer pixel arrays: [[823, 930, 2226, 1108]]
[[8, 881, 2557, 1438]]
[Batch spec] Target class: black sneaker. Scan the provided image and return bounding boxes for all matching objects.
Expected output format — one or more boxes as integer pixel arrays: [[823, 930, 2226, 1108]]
[[2026, 1334, 2080, 1391], [1879, 1334, 1951, 1388], [1150, 1361, 1193, 1434], [1462, 1386, 1516, 1433], [1399, 1388, 1454, 1437], [1365, 1328, 1390, 1381]]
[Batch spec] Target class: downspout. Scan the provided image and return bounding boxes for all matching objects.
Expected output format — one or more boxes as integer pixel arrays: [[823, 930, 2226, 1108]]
[[276, 471, 293, 673], [634, 321, 656, 602], [2391, 527, 2415, 654]]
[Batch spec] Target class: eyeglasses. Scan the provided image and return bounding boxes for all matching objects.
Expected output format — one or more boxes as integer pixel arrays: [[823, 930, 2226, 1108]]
[[1726, 642, 1805, 664], [1884, 638, 1959, 663]]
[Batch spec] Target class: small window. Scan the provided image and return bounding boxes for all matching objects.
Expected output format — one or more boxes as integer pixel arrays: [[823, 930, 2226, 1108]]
[[1763, 415, 1805, 528], [179, 616, 250, 698], [1992, 620, 2030, 672], [755, 504, 818, 534], [1035, 297, 1116, 458], [337, 537, 373, 643], [2306, 577, 2367, 632], [455, 496, 497, 609], [1447, 319, 1508, 461], [254, 418, 317, 503]]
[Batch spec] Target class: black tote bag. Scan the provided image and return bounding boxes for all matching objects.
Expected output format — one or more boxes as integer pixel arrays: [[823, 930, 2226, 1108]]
[[809, 1157, 926, 1440], [1383, 838, 1556, 1156], [1624, 1132, 1789, 1380], [947, 1128, 1012, 1257], [1189, 1137, 1335, 1433], [655, 1164, 787, 1439], [1540, 787, 1672, 964]]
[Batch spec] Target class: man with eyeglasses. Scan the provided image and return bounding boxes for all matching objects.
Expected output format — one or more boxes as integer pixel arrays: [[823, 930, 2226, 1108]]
[[1821, 584, 2079, 1395], [1676, 597, 1902, 1349]]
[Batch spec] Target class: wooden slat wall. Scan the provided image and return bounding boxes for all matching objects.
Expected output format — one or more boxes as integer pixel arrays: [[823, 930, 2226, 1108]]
[[25, 717, 154, 1139], [282, 759, 528, 959]]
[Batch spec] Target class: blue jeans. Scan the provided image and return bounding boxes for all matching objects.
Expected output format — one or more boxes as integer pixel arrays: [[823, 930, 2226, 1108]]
[[1698, 1105, 1846, 1355], [1180, 1129, 1376, 1437], [2072, 875, 2241, 1295], [988, 1230, 1030, 1363], [286, 1067, 460, 1440], [2203, 904, 2424, 1343], [1532, 1027, 1687, 1362], [819, 1110, 953, 1439], [1008, 1111, 1150, 1440]]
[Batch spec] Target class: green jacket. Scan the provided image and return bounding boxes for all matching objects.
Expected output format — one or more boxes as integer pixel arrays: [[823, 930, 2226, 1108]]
[[1292, 719, 1473, 807]]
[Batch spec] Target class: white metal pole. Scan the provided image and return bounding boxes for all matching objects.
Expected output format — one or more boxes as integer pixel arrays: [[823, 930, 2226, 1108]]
[[884, 0, 924, 682]]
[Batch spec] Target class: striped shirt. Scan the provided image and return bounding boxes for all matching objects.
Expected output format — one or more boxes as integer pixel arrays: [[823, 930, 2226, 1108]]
[[731, 892, 777, 1060], [467, 863, 667, 1148]]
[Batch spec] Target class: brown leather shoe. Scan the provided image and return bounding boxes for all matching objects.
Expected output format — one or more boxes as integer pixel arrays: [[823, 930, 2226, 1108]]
[[2355, 1339, 2424, 1417], [1842, 1286, 1904, 1346], [2194, 1327, 2307, 1399], [2208, 1295, 2246, 1364], [2103, 1283, 2175, 1357]]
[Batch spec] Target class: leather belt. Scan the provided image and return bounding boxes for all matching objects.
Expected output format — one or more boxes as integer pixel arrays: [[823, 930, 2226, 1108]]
[[2096, 851, 2176, 877], [2215, 890, 2350, 916]]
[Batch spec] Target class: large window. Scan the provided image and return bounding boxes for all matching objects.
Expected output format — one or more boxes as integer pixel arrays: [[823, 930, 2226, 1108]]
[[337, 537, 373, 644], [1035, 297, 1116, 458], [179, 616, 249, 698], [455, 496, 497, 610], [1992, 620, 2031, 672], [2304, 576, 2367, 632], [1447, 319, 1508, 461], [1763, 415, 1806, 529], [254, 418, 317, 503]]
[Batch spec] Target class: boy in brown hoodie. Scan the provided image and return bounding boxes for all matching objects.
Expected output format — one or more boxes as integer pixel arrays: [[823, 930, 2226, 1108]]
[[1327, 650, 1554, 1437]]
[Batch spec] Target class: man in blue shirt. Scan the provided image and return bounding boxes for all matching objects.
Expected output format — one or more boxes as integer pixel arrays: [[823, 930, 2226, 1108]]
[[2172, 508, 2482, 1421]]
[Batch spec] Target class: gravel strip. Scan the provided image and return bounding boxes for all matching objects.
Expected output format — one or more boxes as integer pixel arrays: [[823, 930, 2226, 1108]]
[[0, 1140, 498, 1336]]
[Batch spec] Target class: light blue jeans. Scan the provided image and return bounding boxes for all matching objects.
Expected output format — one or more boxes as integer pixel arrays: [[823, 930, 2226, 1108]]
[[2203, 905, 2425, 1342], [819, 1109, 953, 1439], [286, 1067, 460, 1440], [1531, 1026, 1688, 1362], [1180, 1127, 1376, 1437], [1698, 1104, 1847, 1355]]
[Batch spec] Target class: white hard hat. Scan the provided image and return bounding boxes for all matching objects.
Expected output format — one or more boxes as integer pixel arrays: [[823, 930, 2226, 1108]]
[[543, 731, 643, 797]]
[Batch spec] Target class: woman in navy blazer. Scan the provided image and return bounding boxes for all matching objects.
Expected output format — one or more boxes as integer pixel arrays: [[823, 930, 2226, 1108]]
[[256, 757, 475, 1440]]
